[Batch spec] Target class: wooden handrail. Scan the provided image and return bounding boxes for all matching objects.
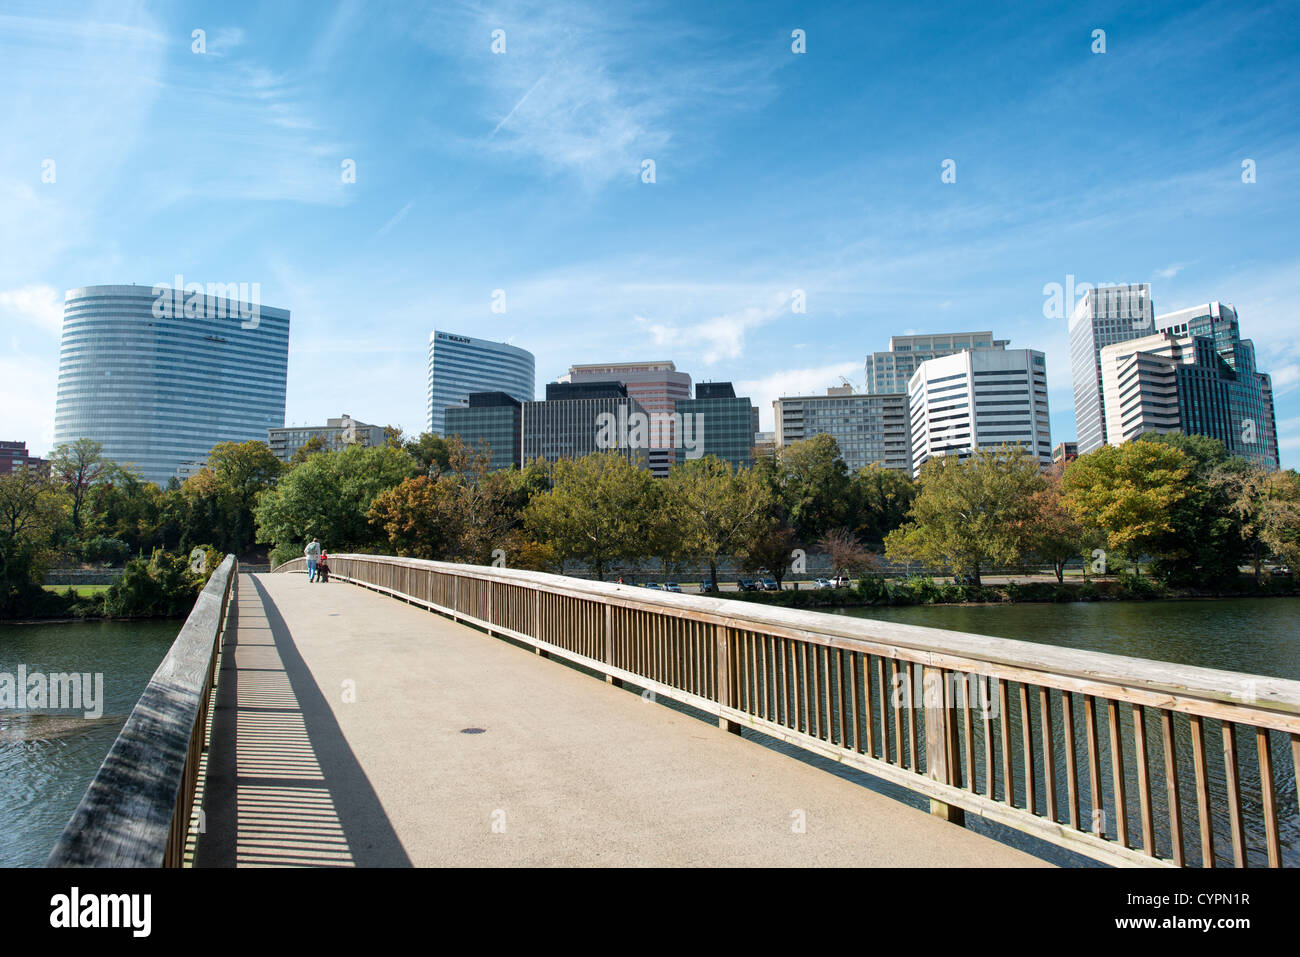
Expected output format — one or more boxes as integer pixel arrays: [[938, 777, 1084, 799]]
[[276, 554, 1300, 867], [47, 555, 237, 868]]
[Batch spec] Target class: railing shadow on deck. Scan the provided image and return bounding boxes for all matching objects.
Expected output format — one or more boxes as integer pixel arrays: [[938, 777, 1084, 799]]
[[274, 554, 1300, 869]]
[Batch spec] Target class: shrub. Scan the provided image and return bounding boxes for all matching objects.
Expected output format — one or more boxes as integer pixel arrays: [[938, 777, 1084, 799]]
[[103, 550, 206, 618], [81, 536, 132, 566]]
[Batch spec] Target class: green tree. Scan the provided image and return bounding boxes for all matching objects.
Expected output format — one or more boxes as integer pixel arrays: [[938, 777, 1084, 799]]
[[49, 438, 108, 533], [403, 433, 452, 473], [1211, 465, 1300, 581], [885, 447, 1044, 585], [847, 464, 916, 545], [774, 434, 850, 541], [664, 456, 775, 590], [1061, 441, 1193, 576], [255, 444, 419, 554], [290, 435, 327, 464], [178, 441, 284, 555], [0, 470, 71, 616], [524, 453, 658, 580], [738, 523, 799, 587], [1023, 465, 1091, 583]]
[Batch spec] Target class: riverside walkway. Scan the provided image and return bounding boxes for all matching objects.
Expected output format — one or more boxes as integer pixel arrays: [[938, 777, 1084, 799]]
[[191, 572, 1044, 867]]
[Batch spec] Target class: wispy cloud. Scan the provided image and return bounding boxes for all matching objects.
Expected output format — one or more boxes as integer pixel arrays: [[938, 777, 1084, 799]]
[[0, 285, 64, 334]]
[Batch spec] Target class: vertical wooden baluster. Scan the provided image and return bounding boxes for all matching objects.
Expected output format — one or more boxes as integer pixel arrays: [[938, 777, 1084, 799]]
[[780, 638, 790, 727], [1132, 704, 1155, 857], [1061, 690, 1080, 831], [1107, 699, 1129, 849], [1189, 714, 1215, 867], [999, 679, 1013, 805], [982, 676, 995, 801], [890, 659, 903, 766], [867, 655, 881, 759], [1160, 709, 1184, 866], [1040, 686, 1056, 822], [1084, 695, 1104, 836], [851, 652, 863, 754], [906, 662, 919, 772], [1222, 722, 1246, 867], [811, 644, 822, 739], [962, 674, 975, 792], [1019, 684, 1036, 815], [1255, 728, 1282, 868], [836, 649, 847, 747]]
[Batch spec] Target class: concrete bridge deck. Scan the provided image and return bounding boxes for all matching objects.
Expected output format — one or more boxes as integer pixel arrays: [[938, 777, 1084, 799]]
[[193, 573, 1046, 867]]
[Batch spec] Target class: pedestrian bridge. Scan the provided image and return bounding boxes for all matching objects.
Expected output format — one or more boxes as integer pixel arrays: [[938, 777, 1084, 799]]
[[47, 555, 1300, 867]]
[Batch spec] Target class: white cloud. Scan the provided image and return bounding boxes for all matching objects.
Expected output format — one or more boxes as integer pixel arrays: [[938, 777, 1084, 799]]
[[0, 285, 63, 334]]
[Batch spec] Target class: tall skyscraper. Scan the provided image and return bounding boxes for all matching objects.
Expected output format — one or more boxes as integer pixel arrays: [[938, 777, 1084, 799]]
[[908, 348, 1051, 476], [1154, 302, 1279, 471], [865, 331, 1009, 395], [1068, 283, 1153, 453], [1098, 302, 1280, 470], [558, 360, 691, 477], [773, 386, 910, 473], [54, 284, 290, 485], [426, 331, 535, 436]]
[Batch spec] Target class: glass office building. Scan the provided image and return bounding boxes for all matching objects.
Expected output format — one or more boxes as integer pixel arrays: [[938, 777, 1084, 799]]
[[1068, 284, 1153, 454], [1154, 302, 1279, 471], [427, 331, 535, 436], [674, 382, 756, 469], [445, 392, 522, 472], [773, 386, 911, 473], [54, 284, 290, 485], [865, 331, 1008, 395], [522, 382, 649, 467]]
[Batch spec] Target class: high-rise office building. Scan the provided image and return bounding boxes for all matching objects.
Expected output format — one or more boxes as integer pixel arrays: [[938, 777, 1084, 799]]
[[522, 381, 649, 467], [54, 284, 290, 485], [908, 348, 1051, 476], [426, 331, 535, 436], [1098, 303, 1279, 470], [558, 361, 691, 477], [674, 382, 755, 469], [865, 331, 1009, 395], [267, 414, 387, 463], [1154, 302, 1278, 471], [1068, 283, 1153, 454], [445, 392, 522, 472], [773, 386, 911, 473]]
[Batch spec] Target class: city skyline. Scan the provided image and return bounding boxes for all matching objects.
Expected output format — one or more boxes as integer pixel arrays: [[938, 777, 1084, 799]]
[[2, 1, 1298, 469]]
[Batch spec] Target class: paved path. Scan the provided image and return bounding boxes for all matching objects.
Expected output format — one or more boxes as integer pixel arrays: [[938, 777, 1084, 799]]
[[194, 573, 1047, 867]]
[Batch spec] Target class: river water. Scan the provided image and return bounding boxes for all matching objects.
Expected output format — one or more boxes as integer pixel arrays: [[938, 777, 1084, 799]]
[[0, 619, 176, 867]]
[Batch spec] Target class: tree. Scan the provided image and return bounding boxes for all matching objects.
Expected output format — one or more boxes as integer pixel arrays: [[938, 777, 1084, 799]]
[[1211, 465, 1300, 581], [255, 444, 419, 554], [49, 438, 108, 533], [0, 470, 71, 616], [181, 441, 283, 555], [885, 447, 1044, 585], [739, 524, 800, 587], [663, 456, 774, 590], [774, 434, 850, 541], [1023, 465, 1091, 582], [404, 433, 452, 473], [1061, 441, 1193, 576], [524, 453, 658, 581], [290, 435, 327, 465], [817, 527, 879, 581], [847, 464, 916, 545]]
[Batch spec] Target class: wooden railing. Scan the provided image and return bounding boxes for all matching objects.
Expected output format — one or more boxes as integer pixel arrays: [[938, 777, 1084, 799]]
[[47, 555, 237, 867], [275, 554, 1300, 867]]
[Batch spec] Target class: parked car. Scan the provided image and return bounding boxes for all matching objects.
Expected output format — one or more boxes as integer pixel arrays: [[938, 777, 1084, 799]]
[[644, 583, 662, 590], [699, 580, 718, 593], [738, 579, 758, 591], [830, 576, 850, 588], [813, 578, 833, 589], [953, 573, 977, 585], [664, 582, 682, 593], [760, 579, 779, 591]]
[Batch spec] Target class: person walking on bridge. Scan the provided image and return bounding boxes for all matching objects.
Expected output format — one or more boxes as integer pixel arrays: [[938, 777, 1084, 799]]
[[305, 537, 322, 582]]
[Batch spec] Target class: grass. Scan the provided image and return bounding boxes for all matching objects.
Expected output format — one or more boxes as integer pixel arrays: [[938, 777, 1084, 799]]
[[42, 584, 111, 597]]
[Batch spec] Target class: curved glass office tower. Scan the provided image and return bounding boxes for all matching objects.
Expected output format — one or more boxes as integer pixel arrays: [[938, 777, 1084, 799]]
[[54, 284, 290, 485], [427, 330, 535, 436]]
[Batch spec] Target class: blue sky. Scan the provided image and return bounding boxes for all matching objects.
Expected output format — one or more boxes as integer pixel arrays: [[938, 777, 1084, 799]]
[[2, 0, 1298, 466]]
